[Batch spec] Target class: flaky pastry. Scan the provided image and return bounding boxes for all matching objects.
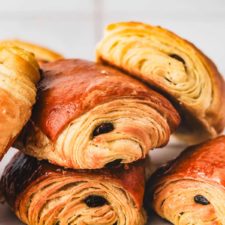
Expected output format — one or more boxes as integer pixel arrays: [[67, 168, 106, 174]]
[[147, 136, 225, 225], [0, 46, 40, 159], [96, 22, 225, 143], [1, 153, 146, 225]]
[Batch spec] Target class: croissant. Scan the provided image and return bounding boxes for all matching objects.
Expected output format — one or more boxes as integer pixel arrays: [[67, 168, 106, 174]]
[[0, 39, 63, 63], [0, 46, 40, 159], [147, 135, 225, 225], [96, 21, 225, 143], [18, 58, 180, 169], [1, 152, 146, 225]]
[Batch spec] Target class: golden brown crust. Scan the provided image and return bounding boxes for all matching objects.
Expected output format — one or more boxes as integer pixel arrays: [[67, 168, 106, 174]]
[[0, 46, 40, 159], [19, 58, 180, 169], [147, 135, 225, 224], [1, 152, 146, 225], [0, 39, 63, 63], [36, 59, 180, 140], [96, 21, 225, 143], [0, 89, 28, 158]]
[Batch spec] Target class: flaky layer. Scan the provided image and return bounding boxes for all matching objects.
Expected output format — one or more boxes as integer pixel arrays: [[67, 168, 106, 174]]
[[0, 47, 40, 159], [96, 21, 225, 143], [23, 99, 173, 169], [1, 153, 146, 225], [0, 39, 63, 63]]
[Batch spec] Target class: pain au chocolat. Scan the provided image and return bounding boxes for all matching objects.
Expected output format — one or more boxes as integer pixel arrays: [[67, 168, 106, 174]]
[[1, 152, 146, 225], [0, 39, 63, 64], [0, 46, 40, 159], [147, 135, 225, 224], [18, 59, 180, 169], [96, 22, 225, 143]]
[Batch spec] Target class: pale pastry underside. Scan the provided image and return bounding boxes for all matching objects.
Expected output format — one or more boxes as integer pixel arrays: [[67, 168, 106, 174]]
[[23, 99, 172, 169]]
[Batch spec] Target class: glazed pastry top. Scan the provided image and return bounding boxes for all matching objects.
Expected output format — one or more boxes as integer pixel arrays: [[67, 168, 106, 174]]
[[152, 135, 225, 187], [33, 59, 180, 141]]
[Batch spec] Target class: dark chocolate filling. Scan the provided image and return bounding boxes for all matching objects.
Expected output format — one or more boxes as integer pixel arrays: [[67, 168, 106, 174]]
[[105, 159, 122, 169], [84, 195, 108, 208], [194, 195, 210, 205], [38, 69, 44, 78], [169, 54, 186, 65], [93, 123, 114, 137]]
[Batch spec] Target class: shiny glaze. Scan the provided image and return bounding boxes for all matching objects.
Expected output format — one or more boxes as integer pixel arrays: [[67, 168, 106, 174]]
[[1, 152, 145, 209], [33, 59, 180, 141], [150, 136, 225, 188], [0, 153, 41, 207]]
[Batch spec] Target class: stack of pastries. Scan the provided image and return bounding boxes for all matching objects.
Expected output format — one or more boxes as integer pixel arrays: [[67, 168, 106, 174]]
[[0, 21, 224, 225]]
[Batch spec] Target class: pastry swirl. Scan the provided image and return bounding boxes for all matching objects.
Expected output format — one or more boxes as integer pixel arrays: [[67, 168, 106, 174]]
[[1, 152, 146, 225], [0, 46, 40, 159], [96, 21, 225, 143], [18, 59, 180, 169], [147, 135, 225, 224], [0, 39, 63, 63]]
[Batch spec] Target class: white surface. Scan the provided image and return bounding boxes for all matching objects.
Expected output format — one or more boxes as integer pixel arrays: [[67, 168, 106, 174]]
[[0, 0, 224, 75], [0, 0, 225, 224]]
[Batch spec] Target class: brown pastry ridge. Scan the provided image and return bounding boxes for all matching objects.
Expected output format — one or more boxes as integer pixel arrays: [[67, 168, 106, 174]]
[[0, 46, 40, 160], [0, 39, 63, 64], [19, 58, 180, 169], [96, 21, 225, 143], [147, 135, 225, 224], [1, 152, 146, 225]]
